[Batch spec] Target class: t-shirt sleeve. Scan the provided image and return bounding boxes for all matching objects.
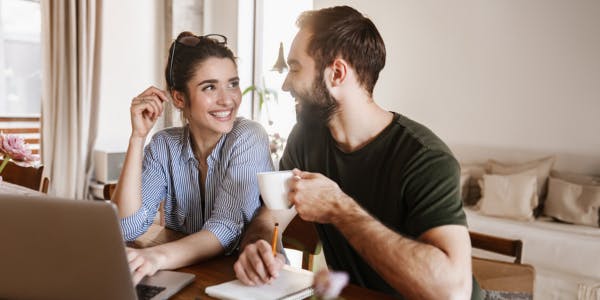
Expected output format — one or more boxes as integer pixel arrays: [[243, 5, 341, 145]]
[[401, 149, 467, 237]]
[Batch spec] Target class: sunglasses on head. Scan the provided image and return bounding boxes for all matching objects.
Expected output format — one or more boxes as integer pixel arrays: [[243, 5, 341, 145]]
[[168, 34, 228, 87]]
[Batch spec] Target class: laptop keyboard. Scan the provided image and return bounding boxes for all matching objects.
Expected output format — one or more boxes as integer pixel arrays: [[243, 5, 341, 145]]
[[136, 284, 166, 300]]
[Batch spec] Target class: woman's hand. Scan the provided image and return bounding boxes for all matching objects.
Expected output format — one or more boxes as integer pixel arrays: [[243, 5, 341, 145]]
[[126, 247, 167, 285], [130, 86, 169, 139]]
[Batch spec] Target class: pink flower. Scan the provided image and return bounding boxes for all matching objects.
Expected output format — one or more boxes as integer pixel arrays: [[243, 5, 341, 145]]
[[313, 269, 349, 300], [0, 133, 38, 162]]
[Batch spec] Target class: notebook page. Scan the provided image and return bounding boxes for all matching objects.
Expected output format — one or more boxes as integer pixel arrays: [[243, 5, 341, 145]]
[[205, 265, 314, 300]]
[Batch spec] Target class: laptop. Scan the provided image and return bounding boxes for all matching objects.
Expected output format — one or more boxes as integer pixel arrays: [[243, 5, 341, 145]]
[[0, 194, 195, 300]]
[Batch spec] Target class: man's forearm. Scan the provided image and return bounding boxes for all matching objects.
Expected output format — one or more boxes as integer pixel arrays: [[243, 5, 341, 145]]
[[333, 197, 471, 299], [240, 207, 297, 252], [240, 207, 274, 250]]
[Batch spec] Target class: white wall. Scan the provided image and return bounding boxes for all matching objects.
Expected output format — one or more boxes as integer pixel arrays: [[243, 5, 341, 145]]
[[96, 0, 165, 150], [315, 0, 600, 174]]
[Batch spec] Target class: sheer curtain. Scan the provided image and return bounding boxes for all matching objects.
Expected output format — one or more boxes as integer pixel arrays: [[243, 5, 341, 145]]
[[41, 0, 102, 199]]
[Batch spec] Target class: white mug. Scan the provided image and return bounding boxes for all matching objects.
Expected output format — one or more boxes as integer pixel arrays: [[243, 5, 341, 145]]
[[257, 170, 294, 210]]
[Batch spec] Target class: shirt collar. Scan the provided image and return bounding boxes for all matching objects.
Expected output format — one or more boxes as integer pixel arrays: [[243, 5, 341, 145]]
[[180, 125, 195, 162], [180, 125, 227, 165]]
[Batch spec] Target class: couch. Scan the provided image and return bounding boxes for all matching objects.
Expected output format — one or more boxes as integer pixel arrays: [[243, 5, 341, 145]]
[[466, 207, 600, 299], [452, 145, 600, 300]]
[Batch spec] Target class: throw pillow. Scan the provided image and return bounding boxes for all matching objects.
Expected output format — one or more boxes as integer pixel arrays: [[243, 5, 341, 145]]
[[477, 171, 538, 221], [550, 170, 600, 186], [544, 176, 600, 227], [461, 163, 486, 206], [487, 156, 555, 215]]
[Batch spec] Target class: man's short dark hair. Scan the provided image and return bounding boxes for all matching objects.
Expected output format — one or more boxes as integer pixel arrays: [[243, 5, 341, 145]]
[[297, 6, 386, 95]]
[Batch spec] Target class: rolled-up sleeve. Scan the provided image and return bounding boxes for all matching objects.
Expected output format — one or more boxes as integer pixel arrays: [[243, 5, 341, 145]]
[[119, 138, 167, 241], [203, 123, 273, 253]]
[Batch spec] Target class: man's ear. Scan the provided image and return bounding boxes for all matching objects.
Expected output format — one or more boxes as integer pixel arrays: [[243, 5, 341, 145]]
[[329, 58, 348, 87], [171, 90, 186, 109]]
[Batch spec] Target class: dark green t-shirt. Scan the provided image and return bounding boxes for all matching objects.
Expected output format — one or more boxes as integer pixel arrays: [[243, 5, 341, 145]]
[[280, 113, 482, 299]]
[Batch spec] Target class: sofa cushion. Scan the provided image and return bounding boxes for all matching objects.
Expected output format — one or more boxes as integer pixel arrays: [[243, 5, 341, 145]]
[[551, 170, 600, 186], [544, 176, 600, 227], [487, 156, 555, 216], [487, 156, 555, 200], [461, 163, 486, 206], [477, 171, 538, 221]]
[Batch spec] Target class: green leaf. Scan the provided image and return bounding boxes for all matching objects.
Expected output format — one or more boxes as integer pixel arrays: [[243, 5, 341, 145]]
[[242, 81, 280, 110], [242, 85, 256, 96], [258, 92, 265, 110]]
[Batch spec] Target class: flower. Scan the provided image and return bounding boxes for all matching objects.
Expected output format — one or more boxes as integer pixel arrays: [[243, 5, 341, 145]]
[[312, 269, 349, 300], [269, 132, 286, 159], [0, 133, 39, 175]]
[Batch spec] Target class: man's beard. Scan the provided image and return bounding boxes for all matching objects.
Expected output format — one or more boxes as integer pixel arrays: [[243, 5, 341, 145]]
[[293, 73, 338, 127]]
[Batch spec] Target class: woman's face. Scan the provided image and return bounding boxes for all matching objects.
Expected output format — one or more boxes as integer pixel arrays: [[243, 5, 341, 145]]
[[180, 57, 241, 137]]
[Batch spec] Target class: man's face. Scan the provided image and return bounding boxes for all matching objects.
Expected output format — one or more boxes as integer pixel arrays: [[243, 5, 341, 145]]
[[282, 29, 337, 126]]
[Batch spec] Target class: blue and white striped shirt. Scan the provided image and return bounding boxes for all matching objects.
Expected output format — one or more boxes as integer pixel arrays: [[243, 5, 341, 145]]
[[120, 118, 273, 252]]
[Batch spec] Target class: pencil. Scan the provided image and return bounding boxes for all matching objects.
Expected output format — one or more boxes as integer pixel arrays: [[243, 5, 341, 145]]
[[271, 222, 279, 257]]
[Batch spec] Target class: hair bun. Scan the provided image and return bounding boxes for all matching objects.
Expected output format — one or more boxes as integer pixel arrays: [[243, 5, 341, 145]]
[[176, 31, 195, 40]]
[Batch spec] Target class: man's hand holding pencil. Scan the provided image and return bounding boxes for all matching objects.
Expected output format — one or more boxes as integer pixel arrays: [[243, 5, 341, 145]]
[[234, 222, 286, 286]]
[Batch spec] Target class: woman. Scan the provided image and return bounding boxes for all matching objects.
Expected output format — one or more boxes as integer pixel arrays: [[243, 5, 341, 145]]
[[112, 32, 273, 284]]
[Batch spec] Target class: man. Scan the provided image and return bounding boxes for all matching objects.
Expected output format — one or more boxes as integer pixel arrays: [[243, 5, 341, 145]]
[[234, 6, 482, 300]]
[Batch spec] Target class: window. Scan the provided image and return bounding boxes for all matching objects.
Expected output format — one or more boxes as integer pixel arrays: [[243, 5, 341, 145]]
[[254, 0, 312, 160], [253, 0, 314, 269], [0, 0, 41, 116]]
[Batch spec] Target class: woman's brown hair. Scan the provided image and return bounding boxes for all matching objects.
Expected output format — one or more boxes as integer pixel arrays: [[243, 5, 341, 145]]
[[164, 32, 237, 123], [165, 31, 236, 97]]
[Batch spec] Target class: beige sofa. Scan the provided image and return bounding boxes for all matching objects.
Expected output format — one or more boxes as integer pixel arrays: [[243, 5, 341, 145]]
[[452, 145, 600, 300]]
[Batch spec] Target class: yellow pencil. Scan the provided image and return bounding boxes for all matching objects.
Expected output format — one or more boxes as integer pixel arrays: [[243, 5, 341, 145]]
[[271, 222, 279, 257]]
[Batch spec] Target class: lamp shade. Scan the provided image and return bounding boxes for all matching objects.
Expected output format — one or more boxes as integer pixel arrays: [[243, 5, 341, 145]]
[[271, 42, 288, 73]]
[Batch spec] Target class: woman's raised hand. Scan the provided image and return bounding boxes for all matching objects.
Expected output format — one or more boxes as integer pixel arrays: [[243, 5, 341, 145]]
[[130, 86, 170, 139]]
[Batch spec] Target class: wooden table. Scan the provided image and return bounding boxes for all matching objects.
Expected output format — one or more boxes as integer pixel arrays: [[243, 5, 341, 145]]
[[0, 180, 43, 196], [1, 181, 397, 299], [171, 255, 397, 300], [131, 224, 397, 299]]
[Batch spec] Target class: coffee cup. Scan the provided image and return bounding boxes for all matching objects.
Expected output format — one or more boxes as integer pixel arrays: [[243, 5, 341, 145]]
[[257, 170, 294, 210]]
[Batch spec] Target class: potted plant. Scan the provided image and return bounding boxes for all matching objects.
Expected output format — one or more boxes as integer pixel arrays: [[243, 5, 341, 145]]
[[242, 80, 287, 160]]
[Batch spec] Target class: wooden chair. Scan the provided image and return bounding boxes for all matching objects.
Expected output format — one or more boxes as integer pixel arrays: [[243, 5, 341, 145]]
[[469, 231, 535, 294], [41, 177, 50, 194], [470, 231, 523, 263], [103, 183, 117, 200], [282, 215, 321, 270], [1, 160, 48, 193], [104, 182, 166, 227]]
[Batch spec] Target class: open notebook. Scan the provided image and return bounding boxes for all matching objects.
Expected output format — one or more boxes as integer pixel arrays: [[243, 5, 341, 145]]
[[205, 265, 314, 300]]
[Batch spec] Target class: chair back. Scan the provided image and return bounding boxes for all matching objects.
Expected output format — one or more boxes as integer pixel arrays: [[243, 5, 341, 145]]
[[103, 183, 165, 226], [282, 216, 321, 270], [103, 183, 117, 200], [469, 231, 523, 263], [469, 231, 535, 294], [41, 177, 50, 194], [1, 160, 45, 192]]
